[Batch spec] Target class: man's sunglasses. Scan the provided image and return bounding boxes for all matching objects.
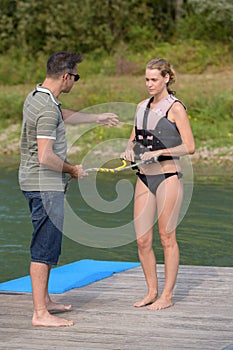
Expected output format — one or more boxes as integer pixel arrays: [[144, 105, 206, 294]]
[[68, 73, 80, 82]]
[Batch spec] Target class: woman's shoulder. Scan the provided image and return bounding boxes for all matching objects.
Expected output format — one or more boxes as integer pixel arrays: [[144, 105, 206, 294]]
[[137, 98, 149, 108], [168, 99, 188, 123], [168, 94, 186, 110], [170, 99, 186, 112]]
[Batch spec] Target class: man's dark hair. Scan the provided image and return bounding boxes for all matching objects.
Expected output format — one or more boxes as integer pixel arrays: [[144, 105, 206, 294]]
[[46, 52, 83, 77]]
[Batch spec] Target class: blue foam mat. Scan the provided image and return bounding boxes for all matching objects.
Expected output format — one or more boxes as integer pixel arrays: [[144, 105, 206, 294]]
[[0, 259, 140, 294]]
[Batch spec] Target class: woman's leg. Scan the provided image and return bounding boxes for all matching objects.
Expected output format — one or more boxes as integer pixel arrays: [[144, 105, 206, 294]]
[[133, 178, 158, 307], [148, 175, 183, 310]]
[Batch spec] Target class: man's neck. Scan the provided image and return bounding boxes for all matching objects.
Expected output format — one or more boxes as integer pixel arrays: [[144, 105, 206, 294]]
[[41, 78, 61, 98]]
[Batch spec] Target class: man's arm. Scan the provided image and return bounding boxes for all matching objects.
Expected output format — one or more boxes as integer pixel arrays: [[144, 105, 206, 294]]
[[61, 109, 119, 126], [37, 138, 86, 179]]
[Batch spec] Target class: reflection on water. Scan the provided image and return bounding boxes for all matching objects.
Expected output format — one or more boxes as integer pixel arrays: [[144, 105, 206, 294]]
[[0, 164, 232, 283]]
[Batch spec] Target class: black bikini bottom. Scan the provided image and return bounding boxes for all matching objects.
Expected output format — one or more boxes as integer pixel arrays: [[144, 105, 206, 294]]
[[136, 172, 183, 195]]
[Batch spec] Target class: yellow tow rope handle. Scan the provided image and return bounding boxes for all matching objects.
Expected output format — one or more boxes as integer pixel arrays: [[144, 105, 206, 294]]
[[85, 159, 127, 173]]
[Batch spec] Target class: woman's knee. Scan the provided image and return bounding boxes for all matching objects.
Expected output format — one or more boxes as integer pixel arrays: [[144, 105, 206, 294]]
[[159, 231, 177, 249], [137, 235, 153, 251]]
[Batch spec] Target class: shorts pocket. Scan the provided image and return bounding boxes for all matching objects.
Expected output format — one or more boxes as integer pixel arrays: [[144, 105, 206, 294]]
[[30, 196, 46, 221]]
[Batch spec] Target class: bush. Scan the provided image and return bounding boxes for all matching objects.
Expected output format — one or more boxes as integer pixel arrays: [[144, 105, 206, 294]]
[[176, 0, 233, 43], [188, 90, 233, 147]]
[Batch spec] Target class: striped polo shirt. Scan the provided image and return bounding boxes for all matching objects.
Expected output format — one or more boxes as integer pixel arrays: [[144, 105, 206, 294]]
[[19, 85, 67, 191]]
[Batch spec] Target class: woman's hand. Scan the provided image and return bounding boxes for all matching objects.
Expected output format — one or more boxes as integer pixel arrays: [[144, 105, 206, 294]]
[[121, 149, 135, 162], [121, 140, 135, 162], [140, 151, 161, 162]]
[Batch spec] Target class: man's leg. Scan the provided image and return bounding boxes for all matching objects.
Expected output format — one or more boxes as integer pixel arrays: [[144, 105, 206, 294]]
[[44, 265, 72, 313], [30, 261, 74, 327]]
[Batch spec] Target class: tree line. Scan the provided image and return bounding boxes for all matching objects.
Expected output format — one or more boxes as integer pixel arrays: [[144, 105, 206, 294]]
[[0, 0, 232, 56]]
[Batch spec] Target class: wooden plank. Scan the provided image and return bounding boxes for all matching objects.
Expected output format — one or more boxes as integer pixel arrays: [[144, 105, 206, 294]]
[[0, 265, 233, 350]]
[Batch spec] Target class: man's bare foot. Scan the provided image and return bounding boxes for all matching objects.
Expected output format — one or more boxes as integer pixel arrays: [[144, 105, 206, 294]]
[[134, 294, 157, 308], [32, 311, 74, 327], [147, 296, 173, 310], [46, 300, 72, 313]]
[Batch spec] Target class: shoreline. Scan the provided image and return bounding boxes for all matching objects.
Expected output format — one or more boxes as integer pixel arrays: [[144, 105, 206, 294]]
[[0, 149, 232, 185], [0, 124, 232, 183]]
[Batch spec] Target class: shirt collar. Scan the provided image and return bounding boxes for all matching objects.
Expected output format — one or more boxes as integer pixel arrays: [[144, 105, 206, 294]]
[[35, 84, 61, 106]]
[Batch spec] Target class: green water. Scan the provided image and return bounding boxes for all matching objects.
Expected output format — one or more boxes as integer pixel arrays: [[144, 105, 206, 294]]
[[0, 163, 232, 283]]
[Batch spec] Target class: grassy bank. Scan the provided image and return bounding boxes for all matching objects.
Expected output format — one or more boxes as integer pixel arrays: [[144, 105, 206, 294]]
[[0, 41, 232, 173], [1, 72, 232, 151]]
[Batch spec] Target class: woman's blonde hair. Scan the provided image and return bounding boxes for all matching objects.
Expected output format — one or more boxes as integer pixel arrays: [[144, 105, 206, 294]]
[[146, 58, 176, 95]]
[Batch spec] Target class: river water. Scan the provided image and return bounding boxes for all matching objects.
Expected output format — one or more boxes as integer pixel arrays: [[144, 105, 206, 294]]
[[0, 160, 232, 283]]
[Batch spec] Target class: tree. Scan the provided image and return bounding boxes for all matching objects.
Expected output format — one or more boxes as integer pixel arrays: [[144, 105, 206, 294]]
[[177, 0, 233, 42]]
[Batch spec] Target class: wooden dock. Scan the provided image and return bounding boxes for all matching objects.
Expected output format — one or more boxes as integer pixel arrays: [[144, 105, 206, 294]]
[[0, 264, 233, 350]]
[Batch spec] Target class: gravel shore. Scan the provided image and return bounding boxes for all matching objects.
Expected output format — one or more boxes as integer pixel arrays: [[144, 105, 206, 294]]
[[0, 144, 232, 183]]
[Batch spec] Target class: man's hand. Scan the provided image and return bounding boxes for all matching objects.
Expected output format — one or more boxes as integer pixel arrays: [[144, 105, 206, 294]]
[[70, 164, 88, 179], [96, 113, 119, 126]]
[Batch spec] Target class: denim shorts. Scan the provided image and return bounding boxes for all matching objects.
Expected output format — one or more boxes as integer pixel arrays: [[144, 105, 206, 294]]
[[23, 191, 64, 265]]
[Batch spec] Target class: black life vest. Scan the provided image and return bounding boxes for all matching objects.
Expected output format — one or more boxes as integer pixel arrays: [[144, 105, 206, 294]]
[[134, 94, 184, 161]]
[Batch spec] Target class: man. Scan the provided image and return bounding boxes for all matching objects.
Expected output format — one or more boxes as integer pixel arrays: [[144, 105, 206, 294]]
[[19, 52, 119, 327]]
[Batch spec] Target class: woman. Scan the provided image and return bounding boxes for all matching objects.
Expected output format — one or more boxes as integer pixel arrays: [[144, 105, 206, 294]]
[[122, 58, 195, 310]]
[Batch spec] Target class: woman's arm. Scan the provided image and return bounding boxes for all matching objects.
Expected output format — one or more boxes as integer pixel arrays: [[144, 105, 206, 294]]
[[168, 102, 195, 155], [121, 127, 136, 162], [141, 102, 195, 161]]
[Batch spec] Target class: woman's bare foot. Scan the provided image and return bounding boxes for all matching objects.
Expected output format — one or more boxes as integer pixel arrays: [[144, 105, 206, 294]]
[[147, 296, 173, 310], [134, 293, 157, 308], [32, 310, 74, 327], [46, 300, 72, 313]]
